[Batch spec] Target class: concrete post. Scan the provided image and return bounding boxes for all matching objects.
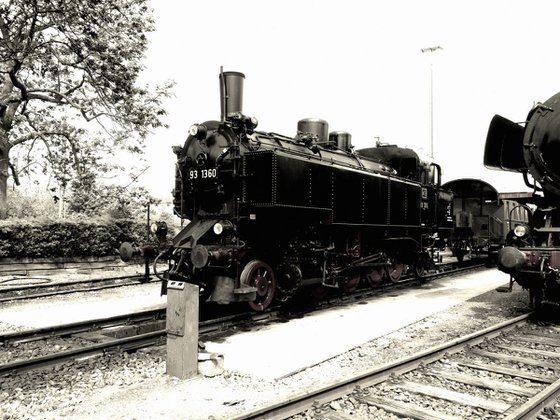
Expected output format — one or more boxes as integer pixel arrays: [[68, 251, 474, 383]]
[[166, 281, 199, 379]]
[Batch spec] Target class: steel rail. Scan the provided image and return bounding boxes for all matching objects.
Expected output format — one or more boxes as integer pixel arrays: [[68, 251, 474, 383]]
[[0, 274, 144, 293], [504, 377, 560, 419], [0, 306, 274, 346], [0, 275, 159, 303], [0, 308, 166, 345], [0, 330, 166, 377], [0, 309, 277, 377], [231, 313, 532, 420]]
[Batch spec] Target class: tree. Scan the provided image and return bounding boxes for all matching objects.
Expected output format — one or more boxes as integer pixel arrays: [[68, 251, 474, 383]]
[[67, 171, 158, 220], [0, 0, 172, 218]]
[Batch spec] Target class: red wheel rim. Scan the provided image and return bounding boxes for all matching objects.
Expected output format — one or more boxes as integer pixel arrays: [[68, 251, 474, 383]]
[[387, 259, 404, 283], [340, 273, 360, 292], [367, 267, 384, 287], [241, 260, 276, 311]]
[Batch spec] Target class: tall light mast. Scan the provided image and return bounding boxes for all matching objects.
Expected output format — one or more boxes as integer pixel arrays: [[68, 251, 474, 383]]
[[421, 46, 443, 158]]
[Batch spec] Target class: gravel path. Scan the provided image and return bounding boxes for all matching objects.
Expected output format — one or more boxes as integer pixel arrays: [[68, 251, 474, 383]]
[[1, 280, 553, 420]]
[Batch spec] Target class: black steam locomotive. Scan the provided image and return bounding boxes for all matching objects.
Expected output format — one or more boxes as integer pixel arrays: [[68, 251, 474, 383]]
[[485, 92, 560, 308], [157, 70, 453, 311]]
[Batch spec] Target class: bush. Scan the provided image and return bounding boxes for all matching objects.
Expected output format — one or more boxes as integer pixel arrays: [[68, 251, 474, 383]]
[[0, 219, 150, 258]]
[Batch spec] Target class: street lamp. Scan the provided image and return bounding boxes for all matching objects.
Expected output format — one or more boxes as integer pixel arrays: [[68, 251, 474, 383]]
[[421, 46, 443, 159]]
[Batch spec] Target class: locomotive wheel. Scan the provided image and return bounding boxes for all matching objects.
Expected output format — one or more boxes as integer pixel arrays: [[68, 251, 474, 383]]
[[414, 263, 426, 278], [241, 260, 276, 312], [414, 252, 430, 279], [276, 263, 302, 299], [366, 267, 384, 287], [339, 273, 361, 293], [387, 258, 405, 283]]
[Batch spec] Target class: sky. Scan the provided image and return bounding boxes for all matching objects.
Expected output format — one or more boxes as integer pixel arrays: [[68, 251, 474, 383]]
[[138, 0, 560, 199]]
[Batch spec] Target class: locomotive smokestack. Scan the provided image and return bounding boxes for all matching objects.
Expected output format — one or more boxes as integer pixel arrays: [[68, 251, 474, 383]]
[[219, 70, 245, 121]]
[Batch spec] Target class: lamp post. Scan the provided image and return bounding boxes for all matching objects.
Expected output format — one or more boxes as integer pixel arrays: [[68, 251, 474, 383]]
[[421, 46, 443, 159]]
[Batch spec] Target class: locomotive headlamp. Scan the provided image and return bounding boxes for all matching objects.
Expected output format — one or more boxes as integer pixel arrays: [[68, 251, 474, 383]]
[[513, 225, 528, 237], [250, 116, 258, 128], [213, 220, 234, 235], [189, 124, 207, 140], [151, 221, 168, 237]]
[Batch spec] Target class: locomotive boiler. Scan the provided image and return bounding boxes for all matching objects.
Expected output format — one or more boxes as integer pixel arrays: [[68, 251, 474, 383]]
[[156, 70, 453, 311], [485, 92, 560, 307]]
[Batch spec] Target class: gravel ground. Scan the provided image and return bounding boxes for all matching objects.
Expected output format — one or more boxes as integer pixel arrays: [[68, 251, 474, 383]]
[[2, 278, 559, 420], [0, 321, 27, 334]]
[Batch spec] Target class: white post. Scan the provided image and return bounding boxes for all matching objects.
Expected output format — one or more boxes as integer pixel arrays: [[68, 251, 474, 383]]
[[166, 281, 199, 379]]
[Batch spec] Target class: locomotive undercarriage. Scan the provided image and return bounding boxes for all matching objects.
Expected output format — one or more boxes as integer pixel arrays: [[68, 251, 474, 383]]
[[161, 216, 433, 311], [503, 247, 560, 308], [498, 210, 560, 309]]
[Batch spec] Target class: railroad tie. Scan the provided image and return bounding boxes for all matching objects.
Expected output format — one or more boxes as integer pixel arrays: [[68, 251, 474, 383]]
[[394, 380, 511, 413], [470, 348, 560, 370], [357, 393, 461, 420], [423, 367, 536, 397], [456, 360, 557, 384]]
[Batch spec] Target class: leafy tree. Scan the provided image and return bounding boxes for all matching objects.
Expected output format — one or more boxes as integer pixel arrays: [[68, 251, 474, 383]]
[[0, 0, 172, 218], [6, 187, 58, 218], [67, 172, 158, 220]]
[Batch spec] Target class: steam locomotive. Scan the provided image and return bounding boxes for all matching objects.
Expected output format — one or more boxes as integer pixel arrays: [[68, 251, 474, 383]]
[[155, 70, 453, 311], [485, 92, 560, 308]]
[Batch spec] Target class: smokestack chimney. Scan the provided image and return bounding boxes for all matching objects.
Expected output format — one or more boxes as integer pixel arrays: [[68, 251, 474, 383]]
[[219, 70, 245, 121]]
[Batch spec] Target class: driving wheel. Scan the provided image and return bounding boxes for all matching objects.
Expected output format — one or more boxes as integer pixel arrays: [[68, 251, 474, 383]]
[[387, 258, 405, 283], [241, 260, 276, 311], [339, 273, 361, 293], [366, 267, 384, 287]]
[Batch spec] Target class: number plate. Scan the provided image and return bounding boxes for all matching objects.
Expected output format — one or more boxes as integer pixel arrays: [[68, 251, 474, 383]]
[[188, 168, 218, 180]]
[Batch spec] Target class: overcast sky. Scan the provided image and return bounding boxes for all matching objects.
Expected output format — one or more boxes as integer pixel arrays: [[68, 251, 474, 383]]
[[138, 0, 560, 198]]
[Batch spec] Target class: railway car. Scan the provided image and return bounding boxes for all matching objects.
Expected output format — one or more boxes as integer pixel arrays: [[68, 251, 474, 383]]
[[442, 178, 530, 263], [150, 70, 453, 311], [484, 92, 560, 308]]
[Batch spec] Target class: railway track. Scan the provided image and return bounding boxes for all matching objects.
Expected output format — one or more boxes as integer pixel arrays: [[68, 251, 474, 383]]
[[0, 308, 166, 346], [232, 313, 560, 420], [0, 307, 276, 377], [0, 263, 490, 377], [0, 273, 156, 303]]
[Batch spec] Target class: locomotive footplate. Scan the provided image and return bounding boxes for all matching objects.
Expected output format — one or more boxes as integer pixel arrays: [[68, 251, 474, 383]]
[[233, 286, 258, 296]]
